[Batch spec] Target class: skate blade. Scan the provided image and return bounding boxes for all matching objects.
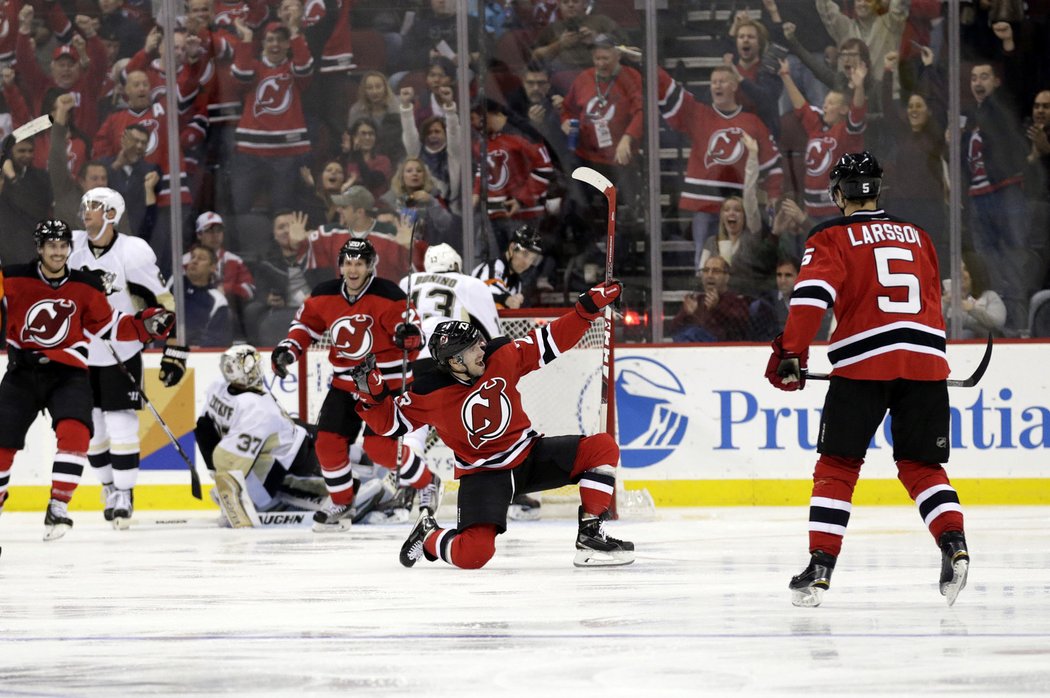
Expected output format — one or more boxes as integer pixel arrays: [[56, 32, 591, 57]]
[[941, 558, 969, 607], [362, 509, 411, 525], [791, 586, 825, 607], [312, 520, 352, 533], [507, 505, 541, 522], [43, 523, 71, 541], [572, 549, 635, 567], [111, 515, 132, 531]]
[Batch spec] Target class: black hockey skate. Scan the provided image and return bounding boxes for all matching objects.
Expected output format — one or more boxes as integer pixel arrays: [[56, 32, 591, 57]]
[[789, 551, 837, 607], [508, 493, 542, 521], [938, 531, 969, 607], [400, 510, 439, 568], [574, 507, 635, 567], [312, 479, 359, 533], [43, 499, 74, 541]]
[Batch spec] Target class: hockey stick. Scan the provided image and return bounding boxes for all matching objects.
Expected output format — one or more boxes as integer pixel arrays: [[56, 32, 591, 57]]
[[804, 333, 993, 388], [0, 115, 53, 168], [104, 341, 202, 499], [394, 216, 425, 476], [571, 166, 616, 435]]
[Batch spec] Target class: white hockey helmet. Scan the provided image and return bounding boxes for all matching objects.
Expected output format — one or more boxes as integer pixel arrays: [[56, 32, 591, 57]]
[[423, 243, 462, 273], [220, 344, 264, 390], [80, 187, 126, 239]]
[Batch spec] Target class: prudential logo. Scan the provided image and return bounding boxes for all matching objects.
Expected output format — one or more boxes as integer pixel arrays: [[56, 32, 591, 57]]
[[616, 357, 688, 468]]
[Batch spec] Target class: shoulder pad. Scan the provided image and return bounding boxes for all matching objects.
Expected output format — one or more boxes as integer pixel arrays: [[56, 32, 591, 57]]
[[368, 277, 408, 302], [410, 367, 460, 395], [484, 336, 512, 359], [3, 263, 39, 279], [310, 278, 345, 297]]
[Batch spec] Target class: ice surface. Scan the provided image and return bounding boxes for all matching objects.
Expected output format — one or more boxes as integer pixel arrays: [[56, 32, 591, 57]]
[[1, 506, 1048, 696]]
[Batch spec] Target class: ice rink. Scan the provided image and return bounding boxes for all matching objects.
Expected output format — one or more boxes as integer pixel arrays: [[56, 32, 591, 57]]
[[1, 505, 1048, 696]]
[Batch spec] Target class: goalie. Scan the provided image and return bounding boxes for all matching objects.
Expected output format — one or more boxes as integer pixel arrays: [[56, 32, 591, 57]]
[[195, 345, 412, 527]]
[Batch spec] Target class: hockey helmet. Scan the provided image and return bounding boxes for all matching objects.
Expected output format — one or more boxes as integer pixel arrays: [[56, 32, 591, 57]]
[[428, 321, 482, 370], [828, 151, 882, 202], [220, 344, 264, 390], [80, 187, 126, 236], [509, 225, 543, 255], [338, 238, 378, 272], [33, 218, 74, 247], [423, 243, 462, 273]]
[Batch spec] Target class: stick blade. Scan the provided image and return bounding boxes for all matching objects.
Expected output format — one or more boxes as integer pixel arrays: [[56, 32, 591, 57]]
[[11, 115, 54, 144], [572, 166, 614, 193]]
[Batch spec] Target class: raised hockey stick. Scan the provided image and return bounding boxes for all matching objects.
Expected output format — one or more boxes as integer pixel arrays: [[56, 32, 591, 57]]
[[804, 333, 993, 388], [0, 115, 53, 167], [571, 166, 616, 435], [104, 341, 202, 499]]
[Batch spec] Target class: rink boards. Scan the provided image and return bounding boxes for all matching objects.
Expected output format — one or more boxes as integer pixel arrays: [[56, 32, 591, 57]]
[[3, 340, 1048, 510]]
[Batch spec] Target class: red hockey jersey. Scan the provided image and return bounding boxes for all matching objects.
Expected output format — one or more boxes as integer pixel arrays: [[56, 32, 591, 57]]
[[358, 310, 594, 478], [232, 35, 313, 157], [474, 131, 554, 219], [303, 0, 356, 73], [783, 209, 949, 381], [656, 68, 783, 214], [284, 276, 419, 393], [15, 32, 107, 136], [561, 65, 644, 166], [797, 103, 867, 218]]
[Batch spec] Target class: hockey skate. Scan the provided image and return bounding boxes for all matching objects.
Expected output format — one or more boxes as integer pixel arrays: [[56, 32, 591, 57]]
[[789, 551, 837, 607], [508, 493, 542, 521], [110, 488, 134, 530], [101, 483, 116, 522], [43, 499, 73, 541], [417, 473, 444, 515], [400, 509, 439, 568], [574, 507, 635, 567], [938, 531, 969, 607]]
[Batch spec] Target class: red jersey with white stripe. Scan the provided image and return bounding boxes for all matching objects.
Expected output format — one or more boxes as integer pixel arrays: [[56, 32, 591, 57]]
[[783, 209, 949, 381], [561, 65, 644, 166], [358, 310, 593, 478], [797, 104, 867, 218], [283, 276, 418, 393], [656, 68, 782, 214], [302, 0, 356, 73], [474, 131, 554, 219], [232, 35, 313, 157]]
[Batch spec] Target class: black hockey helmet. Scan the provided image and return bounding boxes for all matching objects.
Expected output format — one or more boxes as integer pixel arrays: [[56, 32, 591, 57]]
[[429, 321, 482, 370], [509, 225, 543, 255], [33, 218, 73, 247], [338, 238, 378, 271], [828, 151, 882, 202]]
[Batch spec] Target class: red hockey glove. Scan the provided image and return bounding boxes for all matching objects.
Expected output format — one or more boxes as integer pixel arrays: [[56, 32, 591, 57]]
[[348, 354, 388, 406], [765, 333, 808, 391], [132, 307, 175, 342], [271, 342, 297, 379], [393, 322, 424, 352], [575, 279, 623, 320], [159, 345, 189, 387]]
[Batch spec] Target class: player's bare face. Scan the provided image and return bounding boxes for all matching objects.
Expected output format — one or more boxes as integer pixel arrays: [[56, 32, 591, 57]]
[[452, 339, 487, 379], [39, 240, 71, 276], [81, 201, 114, 241], [341, 257, 371, 294]]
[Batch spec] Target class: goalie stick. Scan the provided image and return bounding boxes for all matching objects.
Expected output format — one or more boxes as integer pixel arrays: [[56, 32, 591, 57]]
[[104, 341, 203, 499], [804, 333, 993, 388]]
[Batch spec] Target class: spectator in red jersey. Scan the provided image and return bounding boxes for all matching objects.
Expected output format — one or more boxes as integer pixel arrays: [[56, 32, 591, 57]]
[[311, 185, 415, 282], [671, 255, 752, 343], [230, 17, 314, 217], [340, 117, 394, 200]]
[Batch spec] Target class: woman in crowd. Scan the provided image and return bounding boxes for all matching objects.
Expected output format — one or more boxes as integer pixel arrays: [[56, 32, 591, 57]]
[[347, 70, 403, 159], [298, 159, 348, 227], [942, 256, 1007, 339], [379, 157, 458, 254], [341, 117, 394, 199]]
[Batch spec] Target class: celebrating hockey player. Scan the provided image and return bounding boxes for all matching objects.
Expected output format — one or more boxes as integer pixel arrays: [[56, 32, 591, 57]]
[[0, 219, 174, 540], [350, 280, 633, 569], [270, 239, 442, 532], [765, 152, 969, 607], [68, 187, 189, 529]]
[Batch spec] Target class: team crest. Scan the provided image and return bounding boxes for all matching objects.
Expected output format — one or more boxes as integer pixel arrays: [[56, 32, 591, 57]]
[[583, 97, 617, 124], [486, 149, 511, 190], [704, 128, 747, 169], [805, 136, 839, 177], [462, 377, 512, 449], [254, 75, 294, 117], [330, 314, 375, 360], [22, 299, 77, 348]]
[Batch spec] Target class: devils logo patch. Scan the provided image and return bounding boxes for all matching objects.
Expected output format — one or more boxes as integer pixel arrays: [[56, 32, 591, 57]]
[[22, 299, 77, 348], [462, 377, 512, 449], [330, 314, 374, 360]]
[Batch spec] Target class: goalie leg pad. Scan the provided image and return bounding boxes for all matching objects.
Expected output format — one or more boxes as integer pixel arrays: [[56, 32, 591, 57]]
[[214, 471, 262, 528]]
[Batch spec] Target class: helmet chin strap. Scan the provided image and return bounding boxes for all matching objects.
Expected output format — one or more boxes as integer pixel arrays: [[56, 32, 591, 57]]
[[88, 217, 115, 243]]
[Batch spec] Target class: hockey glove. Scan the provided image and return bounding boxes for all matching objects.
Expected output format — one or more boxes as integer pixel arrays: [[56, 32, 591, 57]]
[[159, 344, 190, 387], [348, 354, 388, 406], [575, 279, 623, 320], [132, 307, 176, 342], [271, 342, 297, 379], [765, 333, 808, 391], [393, 322, 424, 352]]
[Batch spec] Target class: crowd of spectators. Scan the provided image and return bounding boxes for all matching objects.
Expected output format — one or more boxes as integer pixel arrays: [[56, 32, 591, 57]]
[[2, 0, 1050, 345]]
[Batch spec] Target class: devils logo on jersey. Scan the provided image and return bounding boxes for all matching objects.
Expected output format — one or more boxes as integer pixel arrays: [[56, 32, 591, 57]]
[[22, 299, 77, 348], [584, 97, 616, 124], [806, 136, 839, 177], [330, 314, 374, 360], [254, 74, 294, 118], [486, 149, 511, 190], [704, 128, 747, 169], [138, 118, 160, 156], [462, 377, 512, 449]]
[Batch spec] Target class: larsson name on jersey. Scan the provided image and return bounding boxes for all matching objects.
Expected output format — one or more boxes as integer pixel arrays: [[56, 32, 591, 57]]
[[846, 222, 923, 247]]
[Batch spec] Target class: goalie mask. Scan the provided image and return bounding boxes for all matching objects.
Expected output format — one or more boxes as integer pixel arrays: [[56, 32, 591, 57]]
[[828, 151, 882, 204], [423, 243, 462, 273], [220, 344, 264, 390], [80, 187, 126, 241], [429, 321, 482, 371]]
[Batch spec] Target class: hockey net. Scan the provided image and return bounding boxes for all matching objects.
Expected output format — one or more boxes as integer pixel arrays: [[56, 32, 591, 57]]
[[298, 308, 654, 518]]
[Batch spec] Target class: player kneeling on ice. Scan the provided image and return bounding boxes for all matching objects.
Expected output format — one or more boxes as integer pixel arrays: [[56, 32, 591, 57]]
[[350, 281, 634, 569], [196, 345, 414, 527]]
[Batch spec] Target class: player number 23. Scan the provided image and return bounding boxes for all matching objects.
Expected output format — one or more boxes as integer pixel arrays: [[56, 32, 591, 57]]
[[874, 247, 921, 314]]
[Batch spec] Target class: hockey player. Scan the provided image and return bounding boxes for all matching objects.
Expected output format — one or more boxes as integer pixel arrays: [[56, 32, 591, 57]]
[[765, 152, 969, 607], [68, 187, 189, 529], [270, 239, 443, 532], [471, 226, 544, 310], [0, 219, 174, 540], [350, 280, 633, 569]]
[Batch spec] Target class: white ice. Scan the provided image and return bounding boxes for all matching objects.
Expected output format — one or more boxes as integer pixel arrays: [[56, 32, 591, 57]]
[[1, 506, 1048, 697]]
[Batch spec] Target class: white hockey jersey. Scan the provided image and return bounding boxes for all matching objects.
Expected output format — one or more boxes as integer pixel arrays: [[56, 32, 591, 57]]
[[68, 230, 173, 365], [400, 271, 502, 359]]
